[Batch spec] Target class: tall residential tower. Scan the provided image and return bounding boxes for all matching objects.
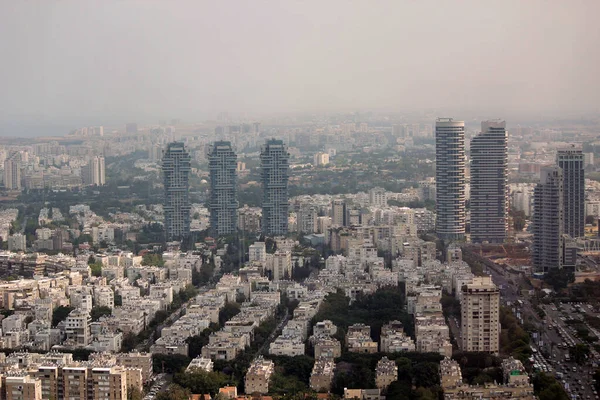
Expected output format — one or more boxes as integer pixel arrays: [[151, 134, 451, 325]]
[[532, 166, 564, 272], [470, 120, 508, 243], [162, 142, 191, 241], [461, 276, 500, 353], [208, 141, 238, 236], [435, 118, 466, 241], [557, 146, 585, 238], [260, 139, 289, 236]]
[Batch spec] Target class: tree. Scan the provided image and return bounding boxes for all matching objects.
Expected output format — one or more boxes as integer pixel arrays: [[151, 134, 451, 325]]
[[174, 370, 229, 396], [128, 386, 144, 400], [143, 253, 165, 267], [586, 215, 597, 226], [90, 262, 103, 277], [152, 354, 191, 374], [155, 384, 191, 400], [90, 306, 112, 322], [544, 268, 575, 292], [52, 306, 74, 327]]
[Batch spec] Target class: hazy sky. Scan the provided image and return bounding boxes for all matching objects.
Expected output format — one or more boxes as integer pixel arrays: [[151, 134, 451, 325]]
[[1, 1, 599, 126]]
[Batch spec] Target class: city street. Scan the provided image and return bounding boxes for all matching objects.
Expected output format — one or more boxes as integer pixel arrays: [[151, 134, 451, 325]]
[[485, 265, 599, 400]]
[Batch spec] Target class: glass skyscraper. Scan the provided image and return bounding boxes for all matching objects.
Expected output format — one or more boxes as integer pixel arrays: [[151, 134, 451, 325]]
[[162, 142, 191, 241], [208, 141, 238, 236], [260, 139, 289, 236]]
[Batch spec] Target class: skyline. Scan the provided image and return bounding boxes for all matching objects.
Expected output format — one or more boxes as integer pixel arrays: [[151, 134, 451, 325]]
[[1, 1, 599, 134]]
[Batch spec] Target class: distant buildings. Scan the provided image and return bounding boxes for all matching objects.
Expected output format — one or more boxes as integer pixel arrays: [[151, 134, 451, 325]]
[[557, 146, 585, 238], [375, 356, 398, 391], [260, 139, 289, 236], [532, 166, 564, 272], [162, 142, 191, 241], [470, 120, 508, 244], [435, 118, 466, 241], [314, 152, 330, 166], [460, 276, 500, 353], [208, 141, 238, 236]]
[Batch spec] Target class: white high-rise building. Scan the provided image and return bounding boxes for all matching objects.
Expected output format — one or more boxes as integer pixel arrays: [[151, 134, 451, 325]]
[[82, 156, 105, 186], [435, 118, 466, 241], [461, 276, 500, 353], [369, 187, 388, 208], [3, 152, 21, 190], [470, 120, 508, 244]]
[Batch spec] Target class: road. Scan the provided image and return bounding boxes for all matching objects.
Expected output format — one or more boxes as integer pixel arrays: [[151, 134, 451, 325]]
[[485, 264, 599, 400]]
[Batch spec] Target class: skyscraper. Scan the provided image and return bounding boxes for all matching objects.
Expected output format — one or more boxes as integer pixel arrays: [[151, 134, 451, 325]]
[[331, 199, 347, 227], [532, 166, 564, 272], [208, 141, 238, 237], [162, 142, 191, 241], [557, 146, 585, 238], [435, 118, 466, 241], [260, 139, 289, 236], [460, 276, 500, 353], [470, 120, 508, 243], [82, 156, 106, 186], [3, 152, 21, 190]]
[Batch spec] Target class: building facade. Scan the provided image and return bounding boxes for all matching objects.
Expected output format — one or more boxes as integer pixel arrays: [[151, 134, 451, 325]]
[[470, 120, 508, 244], [435, 118, 466, 241], [557, 146, 584, 238], [532, 166, 564, 272], [260, 139, 289, 236], [82, 156, 106, 186], [208, 141, 238, 236], [460, 277, 500, 353], [4, 152, 21, 190], [162, 142, 191, 241]]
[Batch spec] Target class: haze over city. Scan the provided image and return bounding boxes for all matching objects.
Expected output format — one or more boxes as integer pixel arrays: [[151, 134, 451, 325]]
[[1, 0, 600, 135]]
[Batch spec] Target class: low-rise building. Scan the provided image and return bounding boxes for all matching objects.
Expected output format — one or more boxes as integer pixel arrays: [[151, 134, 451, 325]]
[[187, 356, 214, 372], [245, 356, 274, 395], [375, 356, 398, 391], [310, 357, 336, 393], [346, 323, 378, 354]]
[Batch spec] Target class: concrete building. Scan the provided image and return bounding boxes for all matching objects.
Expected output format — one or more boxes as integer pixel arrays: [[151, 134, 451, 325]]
[[375, 356, 398, 391], [245, 356, 274, 395], [208, 141, 238, 236], [297, 204, 318, 234], [310, 357, 336, 393], [82, 156, 106, 186], [268, 251, 292, 281], [4, 152, 21, 190], [369, 187, 388, 208], [440, 357, 535, 400], [346, 323, 378, 354], [162, 142, 191, 241], [314, 152, 330, 166], [532, 166, 564, 272], [248, 242, 267, 263], [557, 146, 585, 238], [435, 118, 466, 241], [314, 336, 342, 359], [186, 356, 214, 372], [470, 120, 508, 244], [331, 199, 347, 227], [116, 352, 153, 383], [8, 233, 26, 251], [260, 139, 289, 236], [460, 277, 500, 353], [5, 375, 42, 400], [64, 308, 92, 346]]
